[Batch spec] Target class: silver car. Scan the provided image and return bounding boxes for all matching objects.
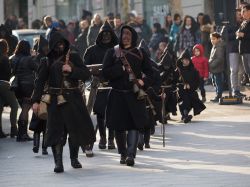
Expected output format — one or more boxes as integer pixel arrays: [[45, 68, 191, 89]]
[[12, 29, 46, 47]]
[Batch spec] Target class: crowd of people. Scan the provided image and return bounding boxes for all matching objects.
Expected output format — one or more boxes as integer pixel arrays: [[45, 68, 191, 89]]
[[0, 3, 250, 173]]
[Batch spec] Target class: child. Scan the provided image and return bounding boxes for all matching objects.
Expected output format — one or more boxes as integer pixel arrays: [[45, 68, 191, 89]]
[[175, 49, 206, 123], [191, 44, 209, 102], [209, 32, 225, 102]]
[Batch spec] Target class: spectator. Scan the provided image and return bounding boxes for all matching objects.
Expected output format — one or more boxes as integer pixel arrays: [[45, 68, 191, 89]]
[[148, 22, 165, 60], [237, 4, 250, 89], [155, 41, 168, 63], [87, 14, 103, 46], [75, 19, 90, 59], [10, 40, 38, 141], [179, 15, 199, 55], [209, 32, 225, 102], [228, 8, 245, 97], [114, 14, 123, 38], [169, 13, 182, 54], [0, 39, 18, 138], [200, 14, 214, 58], [164, 13, 173, 34], [192, 44, 209, 102]]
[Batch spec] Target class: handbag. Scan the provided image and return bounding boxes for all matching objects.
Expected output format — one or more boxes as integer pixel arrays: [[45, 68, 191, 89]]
[[37, 94, 51, 120], [10, 76, 19, 91], [38, 101, 48, 120]]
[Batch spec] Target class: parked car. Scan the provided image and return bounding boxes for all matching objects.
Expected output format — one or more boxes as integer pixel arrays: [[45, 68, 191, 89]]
[[12, 29, 46, 47]]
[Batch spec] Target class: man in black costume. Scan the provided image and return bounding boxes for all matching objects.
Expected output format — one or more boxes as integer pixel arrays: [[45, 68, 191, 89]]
[[83, 20, 118, 150], [32, 29, 95, 173], [102, 25, 153, 166]]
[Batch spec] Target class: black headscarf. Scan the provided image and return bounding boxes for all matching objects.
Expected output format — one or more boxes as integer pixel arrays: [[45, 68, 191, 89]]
[[96, 20, 118, 47], [119, 25, 138, 49]]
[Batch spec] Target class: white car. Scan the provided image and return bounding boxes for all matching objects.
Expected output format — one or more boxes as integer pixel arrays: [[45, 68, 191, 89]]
[[12, 29, 46, 47]]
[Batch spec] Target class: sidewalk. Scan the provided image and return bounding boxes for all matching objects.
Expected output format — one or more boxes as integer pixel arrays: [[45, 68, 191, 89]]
[[0, 86, 250, 187]]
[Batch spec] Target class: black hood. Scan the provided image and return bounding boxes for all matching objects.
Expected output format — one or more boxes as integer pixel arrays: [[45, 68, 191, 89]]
[[138, 39, 150, 57], [33, 35, 48, 54], [176, 48, 194, 68], [96, 20, 118, 47], [0, 24, 11, 37], [119, 25, 138, 49], [48, 28, 70, 57]]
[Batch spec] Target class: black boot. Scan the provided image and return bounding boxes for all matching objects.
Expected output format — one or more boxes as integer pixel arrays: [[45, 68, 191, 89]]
[[51, 145, 64, 173], [115, 131, 127, 164], [108, 129, 116, 149], [42, 133, 48, 155], [99, 136, 107, 149], [126, 130, 139, 166], [183, 110, 192, 123], [32, 132, 40, 153], [16, 120, 33, 142], [144, 129, 151, 149], [137, 133, 144, 151], [97, 115, 107, 149], [10, 125, 18, 138], [68, 139, 82, 169]]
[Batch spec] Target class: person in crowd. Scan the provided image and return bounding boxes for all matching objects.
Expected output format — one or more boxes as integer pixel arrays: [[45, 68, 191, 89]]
[[102, 25, 153, 166], [0, 24, 18, 56], [66, 21, 76, 45], [32, 29, 95, 173], [175, 49, 206, 123], [4, 15, 18, 31], [169, 13, 182, 54], [191, 44, 209, 102], [0, 39, 18, 138], [127, 12, 143, 42], [43, 16, 60, 40], [10, 40, 38, 141], [164, 13, 173, 34], [75, 19, 90, 59], [83, 21, 118, 153], [237, 4, 250, 93], [114, 14, 123, 38], [179, 15, 199, 55], [148, 22, 165, 60], [209, 32, 225, 102], [106, 12, 115, 29], [29, 36, 49, 155], [196, 13, 204, 28], [228, 8, 245, 97], [87, 14, 103, 46], [136, 16, 152, 44], [200, 14, 214, 58]]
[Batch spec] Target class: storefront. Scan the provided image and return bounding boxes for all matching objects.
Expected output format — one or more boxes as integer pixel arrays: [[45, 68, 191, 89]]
[[143, 0, 170, 28]]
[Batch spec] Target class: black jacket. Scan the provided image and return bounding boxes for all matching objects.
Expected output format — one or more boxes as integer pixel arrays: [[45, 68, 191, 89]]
[[0, 56, 11, 81], [238, 20, 250, 54]]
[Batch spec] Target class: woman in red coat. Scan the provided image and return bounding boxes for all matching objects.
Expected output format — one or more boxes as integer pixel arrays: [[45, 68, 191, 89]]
[[191, 44, 209, 102]]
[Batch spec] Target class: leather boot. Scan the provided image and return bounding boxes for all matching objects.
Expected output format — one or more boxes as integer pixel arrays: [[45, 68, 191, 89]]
[[183, 110, 192, 123], [42, 133, 48, 155], [144, 129, 151, 149], [68, 138, 82, 169], [16, 120, 33, 142], [126, 130, 139, 166], [32, 132, 40, 153], [108, 129, 116, 149], [97, 116, 107, 149], [137, 133, 144, 151], [115, 131, 127, 164], [51, 145, 64, 173]]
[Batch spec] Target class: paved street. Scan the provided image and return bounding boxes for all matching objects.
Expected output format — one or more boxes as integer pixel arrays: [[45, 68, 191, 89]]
[[1, 87, 250, 187]]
